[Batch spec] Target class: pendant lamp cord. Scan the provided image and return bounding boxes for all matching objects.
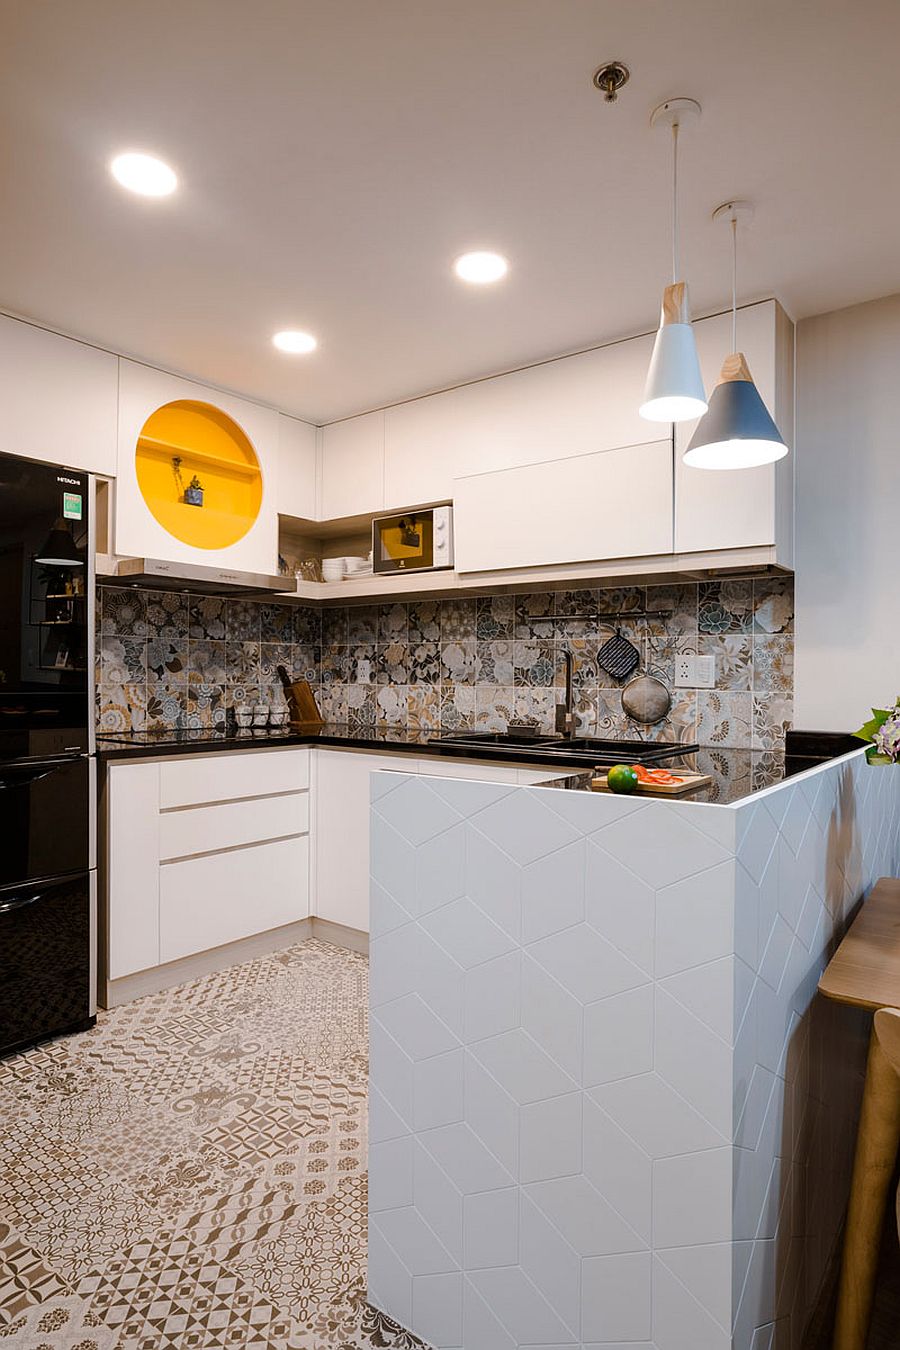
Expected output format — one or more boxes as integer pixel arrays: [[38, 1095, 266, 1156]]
[[671, 120, 679, 285], [731, 211, 737, 351]]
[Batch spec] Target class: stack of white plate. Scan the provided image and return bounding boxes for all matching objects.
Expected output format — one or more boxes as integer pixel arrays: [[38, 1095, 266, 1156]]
[[343, 555, 372, 576]]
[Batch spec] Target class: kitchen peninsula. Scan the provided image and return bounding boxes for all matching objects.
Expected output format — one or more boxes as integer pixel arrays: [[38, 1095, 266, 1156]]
[[368, 742, 900, 1350]]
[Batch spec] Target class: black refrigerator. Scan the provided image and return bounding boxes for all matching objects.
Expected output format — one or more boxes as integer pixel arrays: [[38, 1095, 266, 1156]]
[[0, 451, 96, 1057]]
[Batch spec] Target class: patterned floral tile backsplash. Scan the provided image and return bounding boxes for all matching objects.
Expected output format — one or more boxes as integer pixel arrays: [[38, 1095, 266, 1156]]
[[97, 575, 794, 749]]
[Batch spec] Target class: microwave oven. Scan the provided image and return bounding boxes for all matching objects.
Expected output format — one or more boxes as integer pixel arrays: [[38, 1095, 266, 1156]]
[[372, 505, 454, 574]]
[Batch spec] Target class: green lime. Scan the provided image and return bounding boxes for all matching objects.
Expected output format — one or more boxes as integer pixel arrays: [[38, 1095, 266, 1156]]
[[607, 764, 639, 794]]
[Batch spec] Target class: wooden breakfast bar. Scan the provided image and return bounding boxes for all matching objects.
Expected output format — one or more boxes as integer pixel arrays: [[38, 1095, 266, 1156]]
[[819, 876, 900, 1350]]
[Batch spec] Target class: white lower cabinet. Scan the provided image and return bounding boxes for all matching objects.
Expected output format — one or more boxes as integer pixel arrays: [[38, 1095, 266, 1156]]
[[106, 746, 557, 982], [106, 760, 161, 979], [315, 750, 412, 934], [159, 743, 309, 807], [158, 792, 309, 861], [315, 750, 555, 934], [160, 836, 309, 964], [105, 748, 310, 986]]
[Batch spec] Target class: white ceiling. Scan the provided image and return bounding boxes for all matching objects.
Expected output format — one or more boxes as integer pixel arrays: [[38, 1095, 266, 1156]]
[[2, 0, 900, 425]]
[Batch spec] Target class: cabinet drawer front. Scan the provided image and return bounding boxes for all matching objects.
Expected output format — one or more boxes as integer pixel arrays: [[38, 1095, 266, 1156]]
[[159, 748, 309, 808], [454, 439, 673, 573], [107, 761, 160, 980], [159, 835, 309, 963], [159, 792, 309, 862]]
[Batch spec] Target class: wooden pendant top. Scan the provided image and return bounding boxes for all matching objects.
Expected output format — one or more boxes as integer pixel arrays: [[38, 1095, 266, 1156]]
[[660, 281, 691, 327], [718, 351, 754, 383]]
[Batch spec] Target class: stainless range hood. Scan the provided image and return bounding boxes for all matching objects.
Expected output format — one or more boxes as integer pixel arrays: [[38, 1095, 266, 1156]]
[[97, 556, 291, 596]]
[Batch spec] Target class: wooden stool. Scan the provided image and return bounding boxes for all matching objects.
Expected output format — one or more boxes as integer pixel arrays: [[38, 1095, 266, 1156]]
[[820, 878, 900, 1350]]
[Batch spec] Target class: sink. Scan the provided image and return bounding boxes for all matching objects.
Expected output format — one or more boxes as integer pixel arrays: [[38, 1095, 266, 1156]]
[[430, 730, 699, 766], [432, 731, 562, 748]]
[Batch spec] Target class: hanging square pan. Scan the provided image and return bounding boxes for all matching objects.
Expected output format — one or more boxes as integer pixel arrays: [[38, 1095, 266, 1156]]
[[596, 629, 641, 680]]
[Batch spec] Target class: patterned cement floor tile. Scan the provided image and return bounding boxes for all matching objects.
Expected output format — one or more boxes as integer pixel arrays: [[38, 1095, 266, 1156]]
[[0, 940, 428, 1350], [233, 1173, 367, 1326], [0, 1221, 71, 1325], [75, 1234, 301, 1348], [0, 1293, 116, 1348]]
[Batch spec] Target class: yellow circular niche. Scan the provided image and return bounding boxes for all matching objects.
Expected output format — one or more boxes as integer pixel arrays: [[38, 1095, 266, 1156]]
[[135, 400, 262, 550]]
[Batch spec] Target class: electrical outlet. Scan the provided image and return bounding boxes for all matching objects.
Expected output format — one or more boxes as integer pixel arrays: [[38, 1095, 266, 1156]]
[[674, 654, 694, 688], [695, 654, 716, 688], [356, 659, 371, 683], [674, 653, 716, 688]]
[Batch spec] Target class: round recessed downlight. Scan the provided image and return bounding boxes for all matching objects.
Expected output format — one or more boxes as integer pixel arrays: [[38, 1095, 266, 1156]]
[[110, 152, 177, 197], [272, 330, 318, 354], [453, 251, 509, 284]]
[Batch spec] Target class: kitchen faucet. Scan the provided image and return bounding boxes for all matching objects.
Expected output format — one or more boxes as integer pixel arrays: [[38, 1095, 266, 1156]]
[[555, 647, 576, 735]]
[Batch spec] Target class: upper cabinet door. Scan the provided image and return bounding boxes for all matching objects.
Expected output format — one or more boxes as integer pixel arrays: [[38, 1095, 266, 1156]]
[[453, 438, 673, 573], [114, 360, 280, 572], [675, 300, 794, 558], [320, 410, 385, 519], [383, 333, 655, 509], [277, 414, 318, 520], [0, 315, 117, 476]]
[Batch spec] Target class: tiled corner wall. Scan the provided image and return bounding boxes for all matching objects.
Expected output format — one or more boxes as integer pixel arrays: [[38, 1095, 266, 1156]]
[[96, 589, 322, 733], [368, 749, 900, 1350], [96, 575, 794, 742]]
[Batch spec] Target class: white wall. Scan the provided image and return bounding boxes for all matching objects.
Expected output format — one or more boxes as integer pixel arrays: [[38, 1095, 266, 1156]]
[[795, 293, 900, 731]]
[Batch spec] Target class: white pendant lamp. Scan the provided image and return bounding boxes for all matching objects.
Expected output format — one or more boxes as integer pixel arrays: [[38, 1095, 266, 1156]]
[[684, 201, 788, 469], [640, 99, 707, 423]]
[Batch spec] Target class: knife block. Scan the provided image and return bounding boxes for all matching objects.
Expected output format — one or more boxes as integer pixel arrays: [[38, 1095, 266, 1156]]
[[284, 679, 324, 729]]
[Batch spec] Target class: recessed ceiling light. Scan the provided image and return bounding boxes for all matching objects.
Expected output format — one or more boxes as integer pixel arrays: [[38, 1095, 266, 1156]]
[[453, 251, 509, 284], [272, 330, 318, 355], [110, 152, 178, 197]]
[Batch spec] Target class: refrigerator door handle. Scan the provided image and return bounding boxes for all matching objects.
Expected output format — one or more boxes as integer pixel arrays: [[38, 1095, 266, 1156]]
[[0, 762, 66, 789], [0, 891, 41, 914]]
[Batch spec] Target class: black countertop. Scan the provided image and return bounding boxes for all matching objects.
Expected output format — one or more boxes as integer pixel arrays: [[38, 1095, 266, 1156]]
[[538, 733, 863, 805], [97, 721, 632, 768], [97, 722, 435, 760], [96, 726, 860, 805]]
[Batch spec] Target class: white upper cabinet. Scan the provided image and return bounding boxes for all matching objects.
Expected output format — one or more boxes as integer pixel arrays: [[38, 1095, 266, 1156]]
[[320, 409, 385, 519], [277, 414, 318, 520], [454, 438, 673, 573], [0, 314, 118, 476], [383, 332, 655, 508], [675, 300, 794, 559], [114, 359, 281, 572]]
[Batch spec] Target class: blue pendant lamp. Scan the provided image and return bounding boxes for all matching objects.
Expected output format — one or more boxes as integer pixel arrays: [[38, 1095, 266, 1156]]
[[684, 201, 788, 469], [640, 99, 707, 424]]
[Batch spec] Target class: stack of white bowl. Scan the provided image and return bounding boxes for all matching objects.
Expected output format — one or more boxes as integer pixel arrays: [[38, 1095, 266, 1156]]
[[321, 557, 345, 582]]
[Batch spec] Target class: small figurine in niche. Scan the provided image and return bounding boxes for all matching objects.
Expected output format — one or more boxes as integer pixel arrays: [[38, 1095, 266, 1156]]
[[184, 475, 204, 507], [172, 456, 205, 507]]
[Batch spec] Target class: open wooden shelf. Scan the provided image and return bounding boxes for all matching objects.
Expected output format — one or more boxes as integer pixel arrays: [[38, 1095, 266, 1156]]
[[276, 545, 789, 605]]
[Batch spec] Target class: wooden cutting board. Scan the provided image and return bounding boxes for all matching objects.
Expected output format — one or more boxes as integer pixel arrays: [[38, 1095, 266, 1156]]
[[590, 769, 712, 796]]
